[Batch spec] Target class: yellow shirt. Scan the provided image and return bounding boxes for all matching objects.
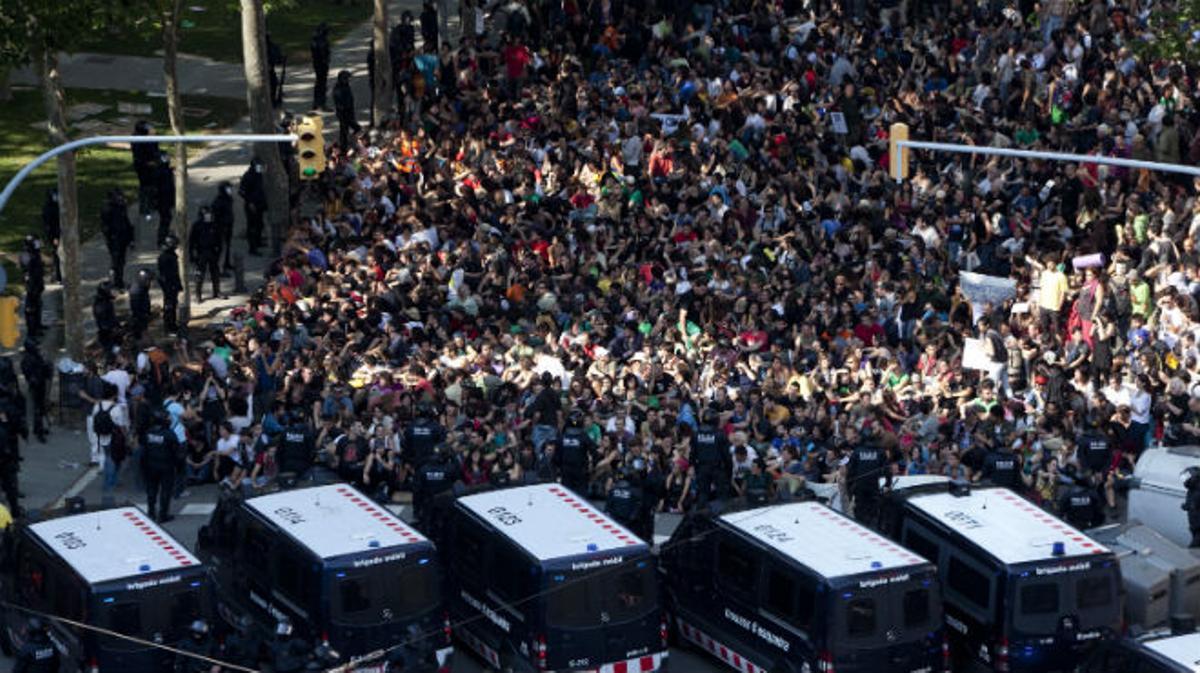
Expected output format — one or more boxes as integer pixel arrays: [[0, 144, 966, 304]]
[[1039, 269, 1068, 311]]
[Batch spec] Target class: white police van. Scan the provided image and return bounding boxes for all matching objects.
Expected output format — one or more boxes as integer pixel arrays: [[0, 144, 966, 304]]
[[0, 507, 207, 673], [660, 501, 947, 673], [876, 484, 1121, 672], [197, 484, 452, 671], [1082, 627, 1200, 672], [438, 483, 666, 673]]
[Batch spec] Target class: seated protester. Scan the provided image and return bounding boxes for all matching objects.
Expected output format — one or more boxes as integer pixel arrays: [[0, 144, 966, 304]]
[[743, 458, 773, 506], [489, 447, 522, 487], [332, 421, 370, 487], [363, 439, 400, 499], [213, 422, 242, 488], [729, 435, 755, 497], [249, 440, 278, 488], [183, 433, 216, 486]]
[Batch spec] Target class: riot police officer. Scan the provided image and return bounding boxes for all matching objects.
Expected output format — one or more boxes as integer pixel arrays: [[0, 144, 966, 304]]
[[1057, 470, 1106, 530], [190, 206, 224, 302], [158, 235, 182, 335], [270, 620, 310, 673], [173, 619, 215, 673], [0, 403, 23, 517], [692, 410, 730, 510], [141, 410, 181, 523], [212, 181, 236, 271], [1184, 467, 1200, 548], [128, 269, 153, 341], [310, 23, 331, 110], [606, 466, 647, 539], [20, 236, 44, 337], [847, 440, 885, 524], [238, 159, 267, 255], [19, 339, 51, 443], [100, 189, 134, 289], [93, 281, 118, 354], [981, 446, 1021, 490], [154, 152, 176, 246], [413, 447, 455, 525], [277, 415, 315, 482], [0, 357, 28, 463], [556, 410, 593, 494], [12, 618, 58, 673], [403, 404, 445, 467], [41, 188, 61, 283], [332, 70, 360, 148], [131, 120, 160, 219]]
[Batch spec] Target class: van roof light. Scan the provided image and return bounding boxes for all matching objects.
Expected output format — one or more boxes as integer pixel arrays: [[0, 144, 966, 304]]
[[870, 561, 882, 569], [368, 539, 380, 548], [1051, 541, 1065, 556], [139, 564, 151, 572], [587, 543, 598, 552]]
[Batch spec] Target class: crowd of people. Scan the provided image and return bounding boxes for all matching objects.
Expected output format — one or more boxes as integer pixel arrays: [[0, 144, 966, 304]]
[[10, 0, 1200, 545]]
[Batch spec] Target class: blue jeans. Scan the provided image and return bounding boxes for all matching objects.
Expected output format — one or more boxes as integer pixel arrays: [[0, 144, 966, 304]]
[[532, 424, 558, 453], [103, 455, 122, 491], [1042, 15, 1063, 44]]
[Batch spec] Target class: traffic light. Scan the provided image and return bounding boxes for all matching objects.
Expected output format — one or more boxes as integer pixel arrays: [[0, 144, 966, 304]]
[[296, 115, 325, 181], [889, 122, 909, 181]]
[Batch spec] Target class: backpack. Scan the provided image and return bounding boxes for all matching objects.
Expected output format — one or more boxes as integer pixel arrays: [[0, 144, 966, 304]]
[[93, 403, 115, 436]]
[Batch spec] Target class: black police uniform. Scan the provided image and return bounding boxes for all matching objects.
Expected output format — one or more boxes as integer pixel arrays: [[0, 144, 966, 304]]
[[131, 122, 160, 217], [157, 241, 183, 334], [190, 210, 223, 301], [238, 163, 268, 254], [413, 452, 455, 524], [12, 627, 59, 673], [155, 158, 176, 245], [278, 422, 315, 479], [1057, 483, 1105, 530], [332, 71, 360, 148], [403, 415, 445, 466], [128, 273, 152, 340], [212, 184, 236, 270], [311, 24, 331, 110], [1078, 429, 1112, 475], [41, 189, 61, 282], [556, 425, 593, 494], [93, 285, 119, 353], [1184, 471, 1200, 548], [692, 423, 730, 509], [19, 342, 51, 442], [0, 410, 22, 517], [141, 420, 181, 522], [270, 633, 311, 673], [606, 475, 646, 539], [20, 239, 44, 337], [981, 449, 1021, 490], [847, 444, 885, 524], [173, 628, 215, 673], [100, 192, 134, 289]]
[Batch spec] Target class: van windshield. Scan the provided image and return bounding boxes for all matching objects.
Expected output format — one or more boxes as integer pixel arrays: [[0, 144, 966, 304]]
[[545, 564, 657, 628], [333, 559, 439, 625]]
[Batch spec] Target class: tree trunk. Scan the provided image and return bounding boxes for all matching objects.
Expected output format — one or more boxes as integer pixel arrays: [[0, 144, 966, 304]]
[[372, 0, 392, 126], [162, 0, 192, 324], [36, 45, 83, 360], [240, 0, 290, 254], [0, 65, 11, 103]]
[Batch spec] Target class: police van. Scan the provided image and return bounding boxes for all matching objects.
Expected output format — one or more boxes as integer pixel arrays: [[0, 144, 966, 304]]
[[660, 501, 947, 673], [875, 484, 1121, 672], [0, 507, 208, 673], [1081, 627, 1200, 673], [438, 483, 666, 673], [196, 484, 452, 671]]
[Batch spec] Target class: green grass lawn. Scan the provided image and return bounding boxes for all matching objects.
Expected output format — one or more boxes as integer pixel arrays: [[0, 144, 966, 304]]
[[0, 86, 248, 255], [78, 0, 372, 64]]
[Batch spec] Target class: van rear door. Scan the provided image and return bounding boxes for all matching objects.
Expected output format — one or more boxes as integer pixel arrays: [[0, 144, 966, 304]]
[[832, 570, 945, 673], [93, 575, 206, 673], [543, 557, 662, 671], [1008, 560, 1120, 671], [328, 554, 443, 659]]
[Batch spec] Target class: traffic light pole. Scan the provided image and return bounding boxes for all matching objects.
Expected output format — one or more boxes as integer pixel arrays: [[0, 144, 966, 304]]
[[0, 133, 296, 214], [888, 133, 1200, 181]]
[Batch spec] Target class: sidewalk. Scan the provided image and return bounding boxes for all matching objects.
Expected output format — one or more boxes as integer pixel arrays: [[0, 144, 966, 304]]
[[9, 0, 422, 515]]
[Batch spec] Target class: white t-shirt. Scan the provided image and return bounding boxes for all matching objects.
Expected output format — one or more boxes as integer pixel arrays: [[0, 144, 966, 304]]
[[102, 369, 131, 404]]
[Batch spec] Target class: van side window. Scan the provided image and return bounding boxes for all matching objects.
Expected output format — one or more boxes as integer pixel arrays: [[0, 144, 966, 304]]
[[946, 556, 990, 610], [52, 577, 84, 622], [763, 566, 809, 628], [17, 549, 47, 606], [901, 525, 941, 565], [717, 541, 759, 595], [276, 548, 315, 608], [492, 544, 528, 604], [454, 520, 486, 581]]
